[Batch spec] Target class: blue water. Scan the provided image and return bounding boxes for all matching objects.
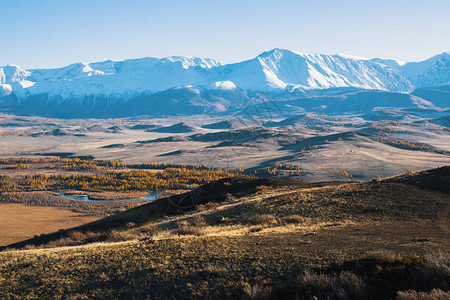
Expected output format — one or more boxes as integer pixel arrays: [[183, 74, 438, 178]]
[[58, 192, 159, 203]]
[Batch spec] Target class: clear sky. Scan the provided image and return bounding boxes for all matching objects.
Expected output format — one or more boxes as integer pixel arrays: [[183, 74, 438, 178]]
[[1, 0, 449, 69]]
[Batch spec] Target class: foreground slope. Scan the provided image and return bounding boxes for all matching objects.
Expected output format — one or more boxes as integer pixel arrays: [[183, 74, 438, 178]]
[[0, 167, 448, 298]]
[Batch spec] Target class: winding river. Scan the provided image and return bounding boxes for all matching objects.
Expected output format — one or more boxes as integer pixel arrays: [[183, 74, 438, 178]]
[[58, 192, 160, 203]]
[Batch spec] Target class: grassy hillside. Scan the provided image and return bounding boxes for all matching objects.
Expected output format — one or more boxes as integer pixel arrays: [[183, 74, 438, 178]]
[[0, 167, 449, 299]]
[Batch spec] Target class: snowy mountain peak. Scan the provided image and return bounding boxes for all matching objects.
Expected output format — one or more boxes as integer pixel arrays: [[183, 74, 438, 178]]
[[258, 48, 305, 58], [0, 65, 31, 84], [160, 56, 221, 69], [335, 53, 369, 60], [401, 51, 450, 88], [207, 81, 239, 91], [1, 49, 448, 114], [227, 48, 413, 92]]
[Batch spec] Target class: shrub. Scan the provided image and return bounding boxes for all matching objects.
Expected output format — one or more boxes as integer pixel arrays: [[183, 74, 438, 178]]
[[256, 185, 270, 193], [105, 230, 130, 242], [173, 225, 203, 236], [225, 193, 235, 201], [293, 270, 366, 299], [249, 225, 264, 233], [125, 222, 136, 229], [46, 229, 133, 248], [243, 282, 273, 300], [412, 250, 450, 291], [67, 231, 86, 241], [172, 220, 204, 236], [196, 202, 219, 211], [176, 220, 190, 227], [282, 215, 305, 224], [204, 265, 227, 277], [139, 225, 161, 236], [248, 214, 278, 225], [48, 237, 73, 247], [243, 271, 365, 299], [196, 204, 206, 211], [205, 202, 219, 210], [190, 216, 207, 227], [239, 253, 449, 300], [397, 289, 450, 300]]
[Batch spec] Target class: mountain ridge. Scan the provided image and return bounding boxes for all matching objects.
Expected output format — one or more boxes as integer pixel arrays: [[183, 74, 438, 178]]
[[1, 49, 449, 117]]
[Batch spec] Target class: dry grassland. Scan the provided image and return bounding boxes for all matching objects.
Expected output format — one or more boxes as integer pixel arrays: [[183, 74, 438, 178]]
[[0, 203, 100, 246]]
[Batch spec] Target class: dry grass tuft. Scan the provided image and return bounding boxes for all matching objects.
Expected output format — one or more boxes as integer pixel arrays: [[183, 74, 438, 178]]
[[138, 225, 162, 237], [243, 283, 273, 300], [422, 250, 450, 276], [256, 185, 270, 193], [176, 220, 190, 227], [23, 244, 37, 250], [172, 226, 203, 236], [295, 270, 366, 299], [190, 216, 207, 227], [196, 202, 220, 211], [243, 270, 365, 300], [412, 250, 450, 292], [282, 215, 305, 224], [396, 289, 450, 300], [248, 225, 265, 233], [204, 265, 227, 277], [366, 250, 403, 262], [172, 221, 204, 236], [67, 230, 85, 242], [248, 214, 278, 225], [225, 193, 235, 201], [125, 222, 136, 229]]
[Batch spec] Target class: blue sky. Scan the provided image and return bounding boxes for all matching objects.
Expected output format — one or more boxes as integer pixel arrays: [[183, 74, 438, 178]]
[[1, 0, 449, 68]]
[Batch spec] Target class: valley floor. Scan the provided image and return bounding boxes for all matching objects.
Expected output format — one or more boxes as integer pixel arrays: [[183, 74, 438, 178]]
[[1, 113, 450, 182], [0, 203, 100, 246]]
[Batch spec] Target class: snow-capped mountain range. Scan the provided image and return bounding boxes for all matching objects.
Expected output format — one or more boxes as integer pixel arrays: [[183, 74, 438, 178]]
[[0, 49, 449, 117]]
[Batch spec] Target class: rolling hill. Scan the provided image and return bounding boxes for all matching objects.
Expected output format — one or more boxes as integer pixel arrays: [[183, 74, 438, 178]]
[[1, 167, 448, 298]]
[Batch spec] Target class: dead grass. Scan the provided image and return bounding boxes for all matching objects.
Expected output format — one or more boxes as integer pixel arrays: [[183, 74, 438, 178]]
[[0, 203, 100, 246], [0, 228, 448, 299]]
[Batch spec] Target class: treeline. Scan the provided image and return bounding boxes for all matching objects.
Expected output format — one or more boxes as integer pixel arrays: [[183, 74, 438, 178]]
[[3, 164, 29, 170], [377, 138, 448, 155], [0, 157, 239, 172], [128, 162, 211, 171], [0, 157, 124, 171], [0, 168, 249, 192]]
